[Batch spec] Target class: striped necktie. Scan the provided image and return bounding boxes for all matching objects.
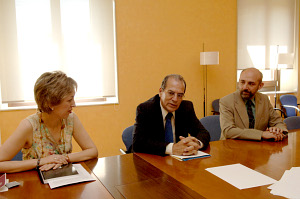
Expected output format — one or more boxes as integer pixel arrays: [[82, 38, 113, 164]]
[[246, 100, 255, 129]]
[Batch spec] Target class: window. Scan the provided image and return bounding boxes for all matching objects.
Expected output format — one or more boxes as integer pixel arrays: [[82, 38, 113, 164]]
[[0, 0, 118, 110], [237, 0, 298, 92]]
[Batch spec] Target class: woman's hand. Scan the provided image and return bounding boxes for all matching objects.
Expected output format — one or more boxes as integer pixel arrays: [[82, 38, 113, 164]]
[[39, 163, 63, 171], [40, 154, 69, 166]]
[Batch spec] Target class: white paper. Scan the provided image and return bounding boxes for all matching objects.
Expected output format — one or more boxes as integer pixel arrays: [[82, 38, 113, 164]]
[[206, 163, 276, 189], [48, 164, 95, 189], [269, 167, 300, 198]]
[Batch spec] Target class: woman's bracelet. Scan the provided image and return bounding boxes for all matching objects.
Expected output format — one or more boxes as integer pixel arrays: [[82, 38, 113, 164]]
[[36, 157, 41, 170]]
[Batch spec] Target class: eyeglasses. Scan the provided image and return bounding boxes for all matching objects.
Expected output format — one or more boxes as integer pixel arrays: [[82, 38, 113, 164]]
[[165, 90, 185, 99]]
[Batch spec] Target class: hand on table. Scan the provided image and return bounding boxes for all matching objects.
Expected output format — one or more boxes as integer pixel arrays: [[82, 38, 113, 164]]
[[39, 163, 63, 171], [268, 127, 283, 134], [172, 136, 200, 156], [262, 128, 285, 141], [40, 154, 69, 167]]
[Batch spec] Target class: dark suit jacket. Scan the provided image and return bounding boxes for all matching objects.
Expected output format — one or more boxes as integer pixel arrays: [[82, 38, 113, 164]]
[[132, 94, 210, 156]]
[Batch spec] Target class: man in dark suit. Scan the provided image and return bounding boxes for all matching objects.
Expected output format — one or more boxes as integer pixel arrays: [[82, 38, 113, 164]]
[[133, 74, 210, 156]]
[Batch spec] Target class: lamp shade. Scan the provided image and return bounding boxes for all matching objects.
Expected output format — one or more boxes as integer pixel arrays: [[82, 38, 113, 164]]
[[200, 51, 219, 65], [278, 53, 294, 65]]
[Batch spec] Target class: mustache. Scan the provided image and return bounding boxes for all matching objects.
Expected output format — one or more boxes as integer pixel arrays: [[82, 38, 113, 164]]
[[242, 90, 250, 93]]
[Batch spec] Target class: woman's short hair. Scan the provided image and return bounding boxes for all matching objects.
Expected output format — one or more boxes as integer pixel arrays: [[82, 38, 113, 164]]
[[34, 71, 77, 113]]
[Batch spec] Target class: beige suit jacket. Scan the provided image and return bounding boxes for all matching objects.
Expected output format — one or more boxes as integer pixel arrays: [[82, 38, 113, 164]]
[[219, 90, 287, 140]]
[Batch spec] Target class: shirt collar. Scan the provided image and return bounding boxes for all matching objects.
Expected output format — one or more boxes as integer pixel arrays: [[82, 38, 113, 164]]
[[244, 97, 256, 106], [160, 101, 175, 120]]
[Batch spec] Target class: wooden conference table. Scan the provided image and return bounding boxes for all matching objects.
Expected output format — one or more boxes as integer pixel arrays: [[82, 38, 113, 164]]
[[86, 130, 300, 199], [3, 130, 299, 198], [1, 163, 113, 199]]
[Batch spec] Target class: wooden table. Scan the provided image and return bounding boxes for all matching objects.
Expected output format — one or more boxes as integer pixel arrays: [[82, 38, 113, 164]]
[[137, 130, 300, 199], [1, 162, 113, 199], [85, 154, 204, 199], [86, 130, 299, 199]]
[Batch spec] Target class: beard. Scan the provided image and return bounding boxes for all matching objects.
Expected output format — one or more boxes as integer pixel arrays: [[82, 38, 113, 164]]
[[240, 89, 255, 100]]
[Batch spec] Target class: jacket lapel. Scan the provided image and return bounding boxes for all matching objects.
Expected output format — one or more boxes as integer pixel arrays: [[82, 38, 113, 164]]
[[174, 102, 188, 142], [234, 91, 249, 128], [154, 95, 165, 135], [254, 93, 263, 129]]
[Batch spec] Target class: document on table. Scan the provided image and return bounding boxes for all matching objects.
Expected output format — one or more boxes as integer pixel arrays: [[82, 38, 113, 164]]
[[47, 164, 95, 189], [268, 167, 300, 198], [205, 163, 276, 189], [171, 151, 211, 161], [38, 163, 79, 184]]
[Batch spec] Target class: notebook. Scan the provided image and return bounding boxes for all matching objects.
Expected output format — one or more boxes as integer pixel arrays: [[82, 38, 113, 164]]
[[171, 151, 211, 161]]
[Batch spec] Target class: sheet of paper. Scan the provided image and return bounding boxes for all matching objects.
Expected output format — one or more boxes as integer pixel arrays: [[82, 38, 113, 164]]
[[48, 164, 95, 189], [206, 163, 276, 189], [269, 167, 300, 198]]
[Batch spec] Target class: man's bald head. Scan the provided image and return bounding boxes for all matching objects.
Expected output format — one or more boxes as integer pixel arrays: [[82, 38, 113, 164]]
[[238, 68, 264, 100], [240, 68, 263, 83]]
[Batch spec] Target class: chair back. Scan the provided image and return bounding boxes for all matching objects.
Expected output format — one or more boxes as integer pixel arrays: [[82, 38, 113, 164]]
[[280, 95, 298, 117], [12, 150, 23, 161], [200, 115, 221, 141], [284, 116, 300, 130], [212, 99, 220, 115], [122, 125, 134, 152]]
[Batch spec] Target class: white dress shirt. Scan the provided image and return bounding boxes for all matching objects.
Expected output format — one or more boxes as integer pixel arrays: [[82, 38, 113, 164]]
[[160, 102, 203, 155], [160, 102, 175, 154]]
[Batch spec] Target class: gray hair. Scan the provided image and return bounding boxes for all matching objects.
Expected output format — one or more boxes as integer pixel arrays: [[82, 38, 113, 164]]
[[160, 74, 186, 93]]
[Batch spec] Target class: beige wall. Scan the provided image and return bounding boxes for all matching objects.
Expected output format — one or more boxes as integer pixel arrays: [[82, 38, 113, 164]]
[[1, 0, 238, 157]]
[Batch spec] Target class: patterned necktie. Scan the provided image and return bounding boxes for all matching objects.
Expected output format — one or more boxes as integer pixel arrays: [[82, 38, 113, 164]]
[[165, 112, 173, 143], [246, 100, 255, 129]]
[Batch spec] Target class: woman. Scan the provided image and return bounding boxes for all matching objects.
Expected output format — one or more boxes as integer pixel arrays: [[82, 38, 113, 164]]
[[0, 71, 98, 173]]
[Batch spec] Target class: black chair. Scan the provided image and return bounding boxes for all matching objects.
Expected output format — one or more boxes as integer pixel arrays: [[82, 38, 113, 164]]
[[121, 125, 134, 154], [284, 116, 300, 130], [274, 108, 286, 118], [12, 150, 23, 161], [280, 95, 300, 118], [212, 99, 220, 115], [199, 115, 221, 141]]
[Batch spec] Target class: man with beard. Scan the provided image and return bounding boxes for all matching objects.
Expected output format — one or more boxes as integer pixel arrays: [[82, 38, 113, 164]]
[[219, 68, 287, 141]]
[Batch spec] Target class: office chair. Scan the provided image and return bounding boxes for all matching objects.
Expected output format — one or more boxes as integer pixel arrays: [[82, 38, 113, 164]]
[[284, 116, 300, 131], [280, 95, 300, 118], [274, 108, 286, 118], [121, 125, 134, 154], [212, 99, 220, 115], [12, 150, 23, 161], [199, 115, 221, 141]]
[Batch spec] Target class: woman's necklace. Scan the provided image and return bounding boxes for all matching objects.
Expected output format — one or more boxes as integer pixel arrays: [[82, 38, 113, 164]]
[[39, 112, 66, 157]]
